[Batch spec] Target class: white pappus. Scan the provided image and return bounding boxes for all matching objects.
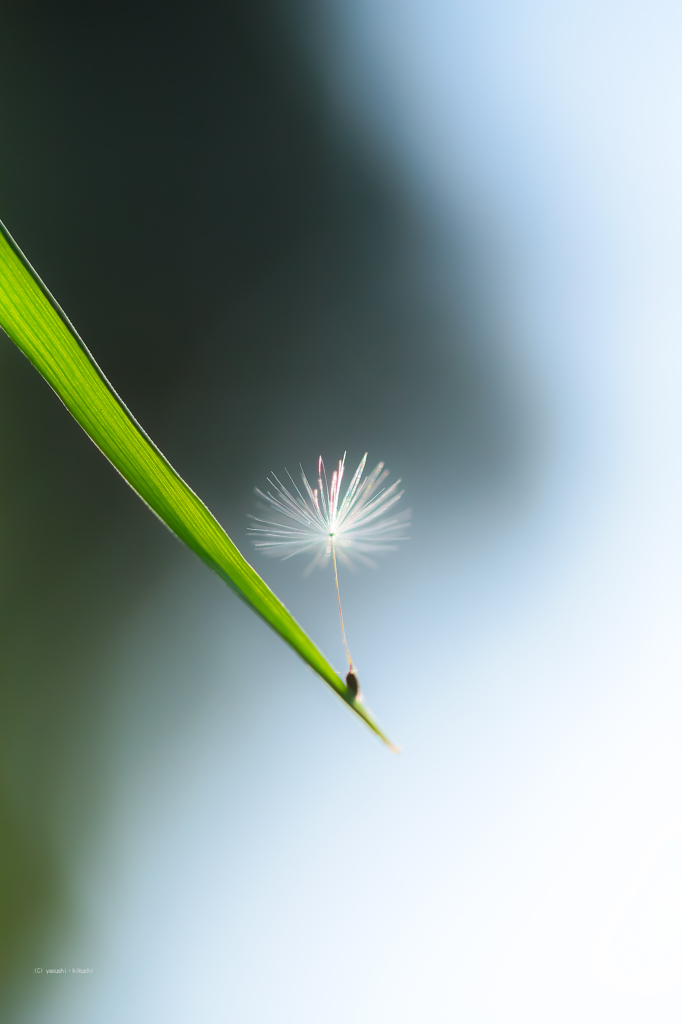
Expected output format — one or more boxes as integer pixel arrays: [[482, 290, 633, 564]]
[[249, 452, 410, 699]]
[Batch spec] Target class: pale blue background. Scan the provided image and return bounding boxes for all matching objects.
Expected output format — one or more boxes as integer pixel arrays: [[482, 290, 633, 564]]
[[9, 1, 682, 1020]]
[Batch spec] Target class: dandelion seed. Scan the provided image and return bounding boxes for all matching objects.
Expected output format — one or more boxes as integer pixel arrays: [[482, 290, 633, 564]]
[[249, 452, 410, 697]]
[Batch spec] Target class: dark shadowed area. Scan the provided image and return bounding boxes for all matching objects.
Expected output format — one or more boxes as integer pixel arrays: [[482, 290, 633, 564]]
[[0, 0, 527, 1014]]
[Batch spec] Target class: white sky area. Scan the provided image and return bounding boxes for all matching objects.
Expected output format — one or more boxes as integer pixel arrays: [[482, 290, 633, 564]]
[[28, 1, 682, 1021]]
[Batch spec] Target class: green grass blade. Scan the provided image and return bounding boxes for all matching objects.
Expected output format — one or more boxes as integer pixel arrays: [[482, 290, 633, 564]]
[[0, 219, 395, 748]]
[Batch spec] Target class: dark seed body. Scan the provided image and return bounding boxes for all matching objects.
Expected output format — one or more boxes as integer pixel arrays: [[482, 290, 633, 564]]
[[345, 671, 359, 699]]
